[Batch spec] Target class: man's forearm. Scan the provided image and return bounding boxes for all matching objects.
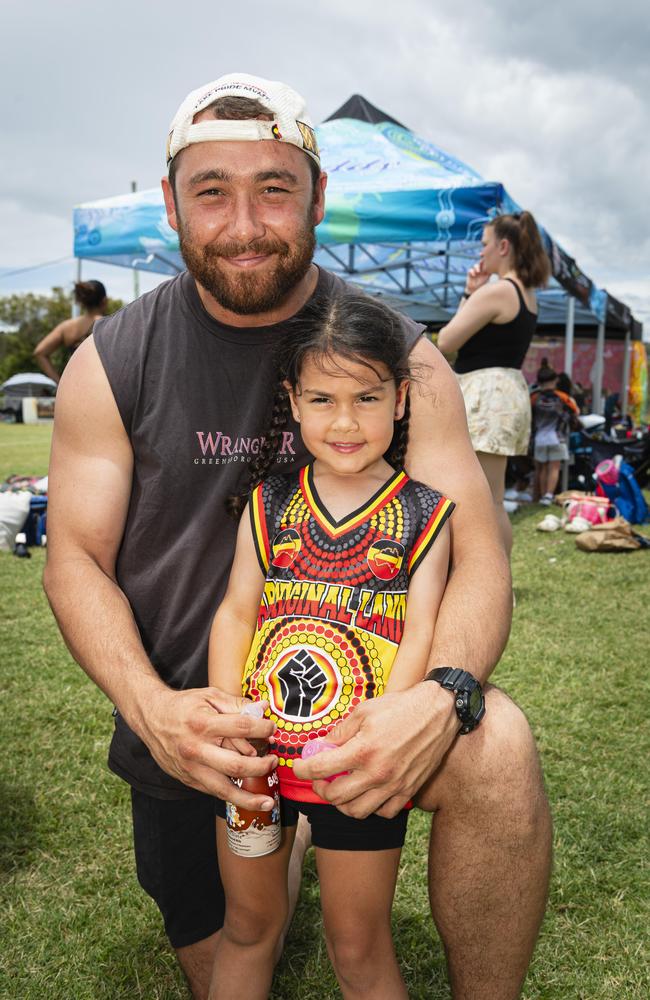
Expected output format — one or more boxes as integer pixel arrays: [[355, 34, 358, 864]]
[[44, 556, 166, 739], [427, 541, 512, 684]]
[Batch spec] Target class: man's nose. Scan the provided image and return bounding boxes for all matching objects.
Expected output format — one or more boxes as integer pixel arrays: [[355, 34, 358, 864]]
[[226, 193, 266, 245]]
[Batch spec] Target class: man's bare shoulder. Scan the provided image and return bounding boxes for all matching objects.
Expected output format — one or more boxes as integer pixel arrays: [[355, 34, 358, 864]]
[[409, 336, 465, 414], [54, 336, 126, 446]]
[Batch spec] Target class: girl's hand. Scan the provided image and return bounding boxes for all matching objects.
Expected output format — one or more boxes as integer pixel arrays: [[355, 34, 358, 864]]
[[465, 261, 489, 295]]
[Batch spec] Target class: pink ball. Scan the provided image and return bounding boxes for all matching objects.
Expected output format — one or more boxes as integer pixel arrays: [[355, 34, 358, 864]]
[[300, 740, 346, 782], [301, 740, 337, 760]]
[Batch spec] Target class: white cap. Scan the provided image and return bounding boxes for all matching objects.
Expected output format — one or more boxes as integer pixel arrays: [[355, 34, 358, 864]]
[[166, 73, 320, 166]]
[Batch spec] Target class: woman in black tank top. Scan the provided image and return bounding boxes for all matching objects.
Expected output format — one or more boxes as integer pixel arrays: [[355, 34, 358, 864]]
[[437, 211, 550, 559]]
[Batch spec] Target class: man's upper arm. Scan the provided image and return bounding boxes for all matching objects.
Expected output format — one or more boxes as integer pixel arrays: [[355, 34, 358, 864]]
[[407, 337, 499, 559], [47, 335, 133, 577]]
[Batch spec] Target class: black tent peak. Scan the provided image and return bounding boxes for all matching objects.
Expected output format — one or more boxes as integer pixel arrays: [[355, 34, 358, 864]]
[[324, 94, 408, 130]]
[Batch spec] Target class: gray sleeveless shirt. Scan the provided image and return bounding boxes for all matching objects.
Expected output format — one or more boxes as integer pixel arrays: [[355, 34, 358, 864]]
[[94, 268, 423, 797]]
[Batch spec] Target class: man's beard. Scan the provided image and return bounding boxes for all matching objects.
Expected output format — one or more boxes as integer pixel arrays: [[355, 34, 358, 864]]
[[178, 216, 316, 316]]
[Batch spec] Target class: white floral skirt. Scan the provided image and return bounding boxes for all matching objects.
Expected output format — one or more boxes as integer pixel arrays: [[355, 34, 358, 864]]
[[457, 367, 531, 456]]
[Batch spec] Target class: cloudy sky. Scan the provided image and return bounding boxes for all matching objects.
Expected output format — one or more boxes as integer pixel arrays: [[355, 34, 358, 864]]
[[1, 0, 648, 332]]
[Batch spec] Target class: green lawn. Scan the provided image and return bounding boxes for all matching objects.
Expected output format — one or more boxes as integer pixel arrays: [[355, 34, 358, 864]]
[[1, 425, 648, 998], [0, 421, 53, 481]]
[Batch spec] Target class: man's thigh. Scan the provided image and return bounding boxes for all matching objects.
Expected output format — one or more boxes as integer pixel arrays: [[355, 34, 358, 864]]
[[131, 788, 224, 949], [415, 685, 544, 814]]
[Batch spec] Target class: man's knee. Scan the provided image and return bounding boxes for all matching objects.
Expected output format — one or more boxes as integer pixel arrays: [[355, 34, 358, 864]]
[[416, 686, 547, 823]]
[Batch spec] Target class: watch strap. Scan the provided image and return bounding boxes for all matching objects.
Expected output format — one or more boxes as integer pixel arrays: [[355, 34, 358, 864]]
[[424, 667, 485, 734]]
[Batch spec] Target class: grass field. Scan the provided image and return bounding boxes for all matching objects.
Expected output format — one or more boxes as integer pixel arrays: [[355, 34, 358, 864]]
[[1, 423, 649, 998]]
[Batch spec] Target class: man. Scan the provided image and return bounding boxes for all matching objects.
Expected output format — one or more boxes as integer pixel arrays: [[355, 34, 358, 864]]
[[45, 74, 551, 1000]]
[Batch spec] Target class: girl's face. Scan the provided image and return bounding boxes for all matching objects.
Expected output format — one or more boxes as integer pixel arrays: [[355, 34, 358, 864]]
[[286, 353, 408, 478]]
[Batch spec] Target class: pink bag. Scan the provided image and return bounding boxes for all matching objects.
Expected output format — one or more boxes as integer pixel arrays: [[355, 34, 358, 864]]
[[563, 493, 614, 525]]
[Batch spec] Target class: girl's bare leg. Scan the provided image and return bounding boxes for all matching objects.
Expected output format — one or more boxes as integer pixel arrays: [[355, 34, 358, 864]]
[[208, 820, 296, 1000], [316, 846, 407, 1000], [476, 452, 511, 557]]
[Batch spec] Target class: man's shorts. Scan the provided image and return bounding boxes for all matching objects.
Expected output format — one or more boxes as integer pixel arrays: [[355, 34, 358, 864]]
[[215, 796, 409, 852], [131, 788, 224, 949], [534, 442, 569, 462]]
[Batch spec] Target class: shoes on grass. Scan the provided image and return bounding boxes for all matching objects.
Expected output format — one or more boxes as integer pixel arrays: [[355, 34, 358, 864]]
[[539, 493, 554, 507], [536, 514, 562, 532], [564, 516, 592, 533]]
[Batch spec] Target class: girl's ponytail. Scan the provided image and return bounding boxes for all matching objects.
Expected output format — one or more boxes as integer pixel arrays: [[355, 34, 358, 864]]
[[226, 376, 291, 519], [385, 393, 410, 471]]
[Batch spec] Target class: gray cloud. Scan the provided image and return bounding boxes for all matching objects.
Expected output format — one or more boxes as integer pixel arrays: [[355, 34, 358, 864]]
[[1, 0, 648, 330]]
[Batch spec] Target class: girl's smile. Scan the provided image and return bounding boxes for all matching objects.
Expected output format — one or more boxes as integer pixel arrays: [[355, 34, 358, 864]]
[[285, 354, 408, 480]]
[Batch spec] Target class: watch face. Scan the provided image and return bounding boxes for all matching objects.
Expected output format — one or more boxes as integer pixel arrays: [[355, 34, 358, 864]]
[[468, 686, 483, 718]]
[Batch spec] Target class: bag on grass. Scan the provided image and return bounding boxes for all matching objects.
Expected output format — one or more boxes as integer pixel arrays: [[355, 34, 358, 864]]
[[562, 492, 613, 526], [575, 518, 650, 552]]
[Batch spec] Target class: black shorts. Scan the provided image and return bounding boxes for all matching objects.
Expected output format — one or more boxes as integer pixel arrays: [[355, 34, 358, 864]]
[[131, 789, 224, 949], [215, 796, 409, 852]]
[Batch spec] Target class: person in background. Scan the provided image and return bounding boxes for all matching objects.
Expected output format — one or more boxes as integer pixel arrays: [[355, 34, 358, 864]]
[[531, 364, 579, 504], [572, 380, 586, 414], [437, 211, 551, 558], [33, 280, 108, 384]]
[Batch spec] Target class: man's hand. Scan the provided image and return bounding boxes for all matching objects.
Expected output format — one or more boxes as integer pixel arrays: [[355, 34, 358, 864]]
[[138, 685, 277, 810], [293, 682, 460, 818]]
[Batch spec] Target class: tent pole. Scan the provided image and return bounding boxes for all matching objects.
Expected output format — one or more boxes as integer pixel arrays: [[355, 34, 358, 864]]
[[561, 294, 576, 492], [131, 181, 140, 301], [592, 317, 606, 414], [563, 294, 575, 377], [72, 258, 82, 318], [621, 331, 631, 419]]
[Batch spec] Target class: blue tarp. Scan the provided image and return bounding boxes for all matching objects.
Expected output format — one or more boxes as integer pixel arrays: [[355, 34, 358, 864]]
[[73, 115, 611, 326]]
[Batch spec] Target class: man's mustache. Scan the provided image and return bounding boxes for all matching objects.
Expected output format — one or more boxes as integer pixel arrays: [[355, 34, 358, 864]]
[[203, 238, 290, 260]]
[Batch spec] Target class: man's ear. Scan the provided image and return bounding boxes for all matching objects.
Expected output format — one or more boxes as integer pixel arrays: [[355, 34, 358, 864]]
[[312, 172, 328, 228], [161, 176, 178, 233], [394, 380, 409, 420], [283, 380, 301, 422]]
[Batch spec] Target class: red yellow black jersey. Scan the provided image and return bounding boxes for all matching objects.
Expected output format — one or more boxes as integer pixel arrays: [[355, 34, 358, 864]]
[[243, 464, 454, 803]]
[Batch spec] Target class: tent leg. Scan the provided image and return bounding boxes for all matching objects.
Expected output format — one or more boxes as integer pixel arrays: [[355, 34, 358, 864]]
[[561, 295, 575, 492], [563, 294, 575, 377], [131, 180, 140, 301], [72, 258, 82, 318], [621, 331, 631, 419], [592, 320, 606, 414]]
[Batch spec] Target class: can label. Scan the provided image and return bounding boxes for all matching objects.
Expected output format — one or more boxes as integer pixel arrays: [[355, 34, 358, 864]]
[[226, 771, 281, 857]]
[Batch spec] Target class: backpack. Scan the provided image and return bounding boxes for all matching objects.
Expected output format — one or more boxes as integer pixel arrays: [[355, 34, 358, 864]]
[[595, 461, 649, 525]]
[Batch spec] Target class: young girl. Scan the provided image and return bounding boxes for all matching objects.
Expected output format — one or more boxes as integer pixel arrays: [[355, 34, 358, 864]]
[[208, 290, 454, 1000]]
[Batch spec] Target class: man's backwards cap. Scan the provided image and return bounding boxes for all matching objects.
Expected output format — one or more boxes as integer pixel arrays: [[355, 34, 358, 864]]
[[166, 72, 320, 167]]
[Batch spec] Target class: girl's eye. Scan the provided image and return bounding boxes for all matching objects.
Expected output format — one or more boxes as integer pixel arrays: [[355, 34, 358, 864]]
[[359, 395, 379, 403], [310, 396, 331, 404]]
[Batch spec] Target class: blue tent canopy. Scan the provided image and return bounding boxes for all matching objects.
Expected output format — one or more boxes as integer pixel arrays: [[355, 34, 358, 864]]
[[73, 100, 633, 338]]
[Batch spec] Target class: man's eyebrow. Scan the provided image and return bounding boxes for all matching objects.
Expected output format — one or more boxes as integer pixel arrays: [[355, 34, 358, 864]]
[[255, 169, 299, 185], [188, 168, 232, 186], [187, 168, 299, 187]]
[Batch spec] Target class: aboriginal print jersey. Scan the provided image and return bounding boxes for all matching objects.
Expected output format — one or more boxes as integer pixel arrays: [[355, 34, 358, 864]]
[[243, 464, 454, 803]]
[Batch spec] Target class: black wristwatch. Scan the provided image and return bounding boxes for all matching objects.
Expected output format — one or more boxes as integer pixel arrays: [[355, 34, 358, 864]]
[[425, 667, 485, 734]]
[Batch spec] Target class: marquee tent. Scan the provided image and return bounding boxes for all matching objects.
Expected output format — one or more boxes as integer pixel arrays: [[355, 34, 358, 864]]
[[73, 95, 642, 411]]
